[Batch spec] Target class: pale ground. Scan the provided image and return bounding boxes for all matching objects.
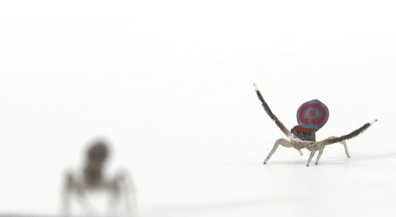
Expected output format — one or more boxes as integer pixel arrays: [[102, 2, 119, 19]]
[[0, 1, 396, 217]]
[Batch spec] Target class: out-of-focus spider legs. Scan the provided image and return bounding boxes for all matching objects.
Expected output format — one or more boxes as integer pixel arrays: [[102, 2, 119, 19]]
[[264, 138, 302, 164], [107, 172, 135, 217], [63, 172, 97, 216]]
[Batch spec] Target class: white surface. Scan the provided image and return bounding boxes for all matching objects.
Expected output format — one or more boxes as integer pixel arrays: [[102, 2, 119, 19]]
[[0, 1, 395, 216]]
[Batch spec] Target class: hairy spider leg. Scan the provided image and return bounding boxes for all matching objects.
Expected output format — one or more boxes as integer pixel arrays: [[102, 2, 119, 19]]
[[254, 84, 292, 138], [304, 119, 377, 166], [254, 84, 303, 163], [323, 120, 377, 146]]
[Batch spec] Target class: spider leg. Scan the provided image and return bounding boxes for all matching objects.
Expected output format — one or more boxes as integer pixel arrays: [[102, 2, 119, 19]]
[[326, 136, 350, 158], [76, 193, 97, 216], [342, 140, 350, 158], [264, 138, 293, 164], [298, 149, 303, 155], [115, 171, 137, 217], [102, 178, 120, 217], [105, 171, 137, 217], [306, 150, 317, 167], [254, 84, 292, 138], [322, 119, 377, 146], [63, 171, 97, 216], [62, 172, 74, 216], [315, 147, 325, 165]]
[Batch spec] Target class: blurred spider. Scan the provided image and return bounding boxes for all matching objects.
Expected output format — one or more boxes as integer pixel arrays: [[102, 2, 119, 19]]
[[62, 140, 137, 216], [254, 84, 377, 166]]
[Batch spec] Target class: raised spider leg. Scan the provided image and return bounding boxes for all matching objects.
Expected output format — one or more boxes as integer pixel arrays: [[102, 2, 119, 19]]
[[322, 120, 377, 146], [264, 138, 293, 164], [306, 150, 317, 167], [254, 84, 292, 138], [309, 120, 377, 166], [255, 84, 299, 164]]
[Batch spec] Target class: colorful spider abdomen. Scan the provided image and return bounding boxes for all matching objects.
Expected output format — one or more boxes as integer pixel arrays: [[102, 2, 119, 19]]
[[297, 99, 329, 132]]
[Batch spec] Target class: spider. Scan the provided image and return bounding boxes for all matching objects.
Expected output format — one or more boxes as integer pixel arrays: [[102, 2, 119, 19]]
[[62, 140, 137, 216], [254, 84, 377, 166]]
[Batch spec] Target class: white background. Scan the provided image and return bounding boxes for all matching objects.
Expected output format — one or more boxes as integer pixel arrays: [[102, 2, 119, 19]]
[[0, 1, 395, 216]]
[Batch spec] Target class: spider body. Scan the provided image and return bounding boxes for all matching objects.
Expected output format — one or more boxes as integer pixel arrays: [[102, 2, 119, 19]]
[[254, 84, 376, 166], [84, 141, 108, 187], [62, 140, 136, 216]]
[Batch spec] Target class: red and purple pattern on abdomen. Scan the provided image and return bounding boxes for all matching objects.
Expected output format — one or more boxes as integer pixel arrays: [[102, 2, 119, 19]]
[[296, 99, 329, 131]]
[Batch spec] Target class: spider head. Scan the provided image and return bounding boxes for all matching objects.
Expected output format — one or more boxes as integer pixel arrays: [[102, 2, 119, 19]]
[[290, 126, 316, 141], [87, 140, 109, 163]]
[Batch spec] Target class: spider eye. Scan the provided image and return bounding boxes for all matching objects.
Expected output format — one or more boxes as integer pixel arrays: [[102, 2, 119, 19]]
[[307, 133, 311, 136], [302, 132, 307, 136], [293, 131, 299, 136]]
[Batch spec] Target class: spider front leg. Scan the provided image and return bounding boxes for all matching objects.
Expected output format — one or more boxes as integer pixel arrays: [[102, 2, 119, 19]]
[[264, 138, 300, 164]]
